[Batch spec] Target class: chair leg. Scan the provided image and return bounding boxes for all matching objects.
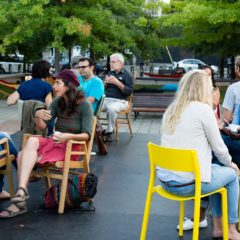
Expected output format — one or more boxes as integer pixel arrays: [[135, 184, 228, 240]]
[[6, 161, 14, 197], [178, 201, 185, 237], [126, 113, 133, 136], [58, 174, 68, 214], [44, 170, 51, 188], [140, 189, 153, 240], [116, 118, 119, 142], [192, 198, 200, 240], [221, 189, 229, 240]]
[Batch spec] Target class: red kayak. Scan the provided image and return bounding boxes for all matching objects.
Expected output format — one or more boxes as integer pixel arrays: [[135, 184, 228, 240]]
[[143, 72, 183, 79]]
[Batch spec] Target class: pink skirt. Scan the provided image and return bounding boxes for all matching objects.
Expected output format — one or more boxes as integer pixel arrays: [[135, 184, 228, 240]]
[[37, 137, 82, 164]]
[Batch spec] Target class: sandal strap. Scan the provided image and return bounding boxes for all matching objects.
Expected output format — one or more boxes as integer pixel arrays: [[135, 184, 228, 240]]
[[14, 201, 26, 210], [17, 187, 28, 197], [3, 209, 15, 215]]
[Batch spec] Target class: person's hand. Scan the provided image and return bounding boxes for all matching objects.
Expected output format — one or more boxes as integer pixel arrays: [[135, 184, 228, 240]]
[[230, 162, 240, 176], [220, 127, 231, 136], [105, 75, 120, 86], [35, 109, 51, 121], [52, 132, 71, 143], [229, 130, 240, 140]]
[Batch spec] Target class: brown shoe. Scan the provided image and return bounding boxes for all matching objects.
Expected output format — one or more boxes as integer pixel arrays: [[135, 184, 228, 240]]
[[104, 133, 113, 142]]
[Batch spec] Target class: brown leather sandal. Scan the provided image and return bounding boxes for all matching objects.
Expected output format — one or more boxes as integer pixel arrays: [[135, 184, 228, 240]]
[[0, 201, 27, 218], [11, 187, 29, 203]]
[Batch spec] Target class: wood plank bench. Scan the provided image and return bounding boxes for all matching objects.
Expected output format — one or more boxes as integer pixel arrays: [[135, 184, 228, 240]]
[[132, 92, 175, 118]]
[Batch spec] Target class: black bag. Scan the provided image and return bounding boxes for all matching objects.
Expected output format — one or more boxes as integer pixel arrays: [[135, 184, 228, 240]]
[[43, 173, 98, 209], [95, 121, 108, 155]]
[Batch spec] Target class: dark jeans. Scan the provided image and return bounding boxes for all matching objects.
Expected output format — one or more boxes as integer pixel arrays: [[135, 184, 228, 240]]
[[0, 132, 18, 193], [202, 132, 240, 208], [212, 133, 240, 167]]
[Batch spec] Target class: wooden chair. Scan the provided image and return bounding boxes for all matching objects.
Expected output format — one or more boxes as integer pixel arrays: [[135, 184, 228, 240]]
[[99, 94, 133, 142], [140, 142, 228, 240], [95, 94, 106, 118], [22, 116, 97, 214], [115, 94, 133, 142], [0, 138, 15, 197]]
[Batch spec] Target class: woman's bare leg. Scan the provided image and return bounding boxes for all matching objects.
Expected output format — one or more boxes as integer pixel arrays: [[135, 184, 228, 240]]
[[17, 137, 40, 189], [212, 217, 222, 237], [16, 151, 23, 182], [213, 217, 240, 239], [0, 137, 40, 217]]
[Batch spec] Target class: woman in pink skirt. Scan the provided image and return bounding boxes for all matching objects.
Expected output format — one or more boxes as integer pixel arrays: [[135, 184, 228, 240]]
[[0, 69, 93, 218]]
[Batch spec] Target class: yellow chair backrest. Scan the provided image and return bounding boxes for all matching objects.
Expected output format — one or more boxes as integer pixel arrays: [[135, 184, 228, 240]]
[[148, 142, 199, 173], [148, 142, 201, 194]]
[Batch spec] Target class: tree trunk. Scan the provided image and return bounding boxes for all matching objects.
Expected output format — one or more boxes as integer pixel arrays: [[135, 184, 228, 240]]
[[55, 49, 61, 72], [90, 47, 95, 62], [68, 46, 72, 66], [220, 56, 224, 79]]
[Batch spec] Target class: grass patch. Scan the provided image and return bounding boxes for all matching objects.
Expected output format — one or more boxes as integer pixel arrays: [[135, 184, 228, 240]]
[[219, 86, 227, 104], [0, 84, 15, 100]]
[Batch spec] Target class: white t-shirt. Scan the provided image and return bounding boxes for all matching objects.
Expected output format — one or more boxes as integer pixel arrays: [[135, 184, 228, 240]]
[[222, 81, 240, 117], [157, 101, 231, 183]]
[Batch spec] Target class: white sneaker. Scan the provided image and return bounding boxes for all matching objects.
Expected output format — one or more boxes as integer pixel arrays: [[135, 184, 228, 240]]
[[177, 217, 208, 231]]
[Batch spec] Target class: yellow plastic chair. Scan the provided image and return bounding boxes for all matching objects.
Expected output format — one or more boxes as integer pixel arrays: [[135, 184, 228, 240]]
[[140, 142, 228, 240]]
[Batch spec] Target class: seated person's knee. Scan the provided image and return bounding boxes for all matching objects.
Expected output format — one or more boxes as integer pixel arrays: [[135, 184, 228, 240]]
[[25, 137, 39, 149]]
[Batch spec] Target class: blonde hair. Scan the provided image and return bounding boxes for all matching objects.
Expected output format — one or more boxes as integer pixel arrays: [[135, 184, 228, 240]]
[[161, 69, 213, 134]]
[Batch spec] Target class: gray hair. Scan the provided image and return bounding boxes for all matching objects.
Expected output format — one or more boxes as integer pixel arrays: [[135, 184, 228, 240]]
[[110, 53, 124, 64], [71, 55, 82, 68], [235, 55, 240, 70]]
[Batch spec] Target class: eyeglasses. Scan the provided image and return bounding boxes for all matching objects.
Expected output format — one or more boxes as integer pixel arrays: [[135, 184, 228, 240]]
[[76, 65, 89, 69], [109, 61, 119, 64]]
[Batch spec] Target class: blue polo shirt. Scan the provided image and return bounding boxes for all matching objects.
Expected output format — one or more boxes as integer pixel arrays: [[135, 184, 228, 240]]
[[17, 78, 53, 102], [78, 76, 104, 112]]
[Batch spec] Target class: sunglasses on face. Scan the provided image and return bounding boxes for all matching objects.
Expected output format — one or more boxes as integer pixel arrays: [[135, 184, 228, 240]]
[[76, 65, 89, 69]]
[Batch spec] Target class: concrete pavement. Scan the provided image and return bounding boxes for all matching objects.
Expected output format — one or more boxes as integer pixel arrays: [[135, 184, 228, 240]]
[[0, 100, 163, 135]]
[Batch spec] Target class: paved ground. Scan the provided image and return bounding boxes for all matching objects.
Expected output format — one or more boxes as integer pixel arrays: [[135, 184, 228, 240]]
[[0, 99, 216, 239], [0, 132, 213, 240], [0, 100, 163, 135]]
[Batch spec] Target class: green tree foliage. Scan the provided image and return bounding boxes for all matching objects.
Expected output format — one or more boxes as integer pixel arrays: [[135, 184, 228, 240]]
[[159, 0, 240, 57], [0, 0, 163, 63]]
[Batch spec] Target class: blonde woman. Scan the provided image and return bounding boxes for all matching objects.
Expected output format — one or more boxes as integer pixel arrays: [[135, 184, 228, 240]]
[[157, 69, 240, 239]]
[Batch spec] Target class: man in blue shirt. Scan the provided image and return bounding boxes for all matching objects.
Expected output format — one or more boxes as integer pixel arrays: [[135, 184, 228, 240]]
[[73, 57, 104, 112]]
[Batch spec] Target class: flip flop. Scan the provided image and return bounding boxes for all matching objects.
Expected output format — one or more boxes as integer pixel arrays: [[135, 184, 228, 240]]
[[0, 202, 27, 219], [11, 187, 29, 203]]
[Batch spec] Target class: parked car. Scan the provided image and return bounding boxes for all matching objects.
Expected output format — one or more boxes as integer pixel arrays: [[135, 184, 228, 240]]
[[173, 59, 219, 74]]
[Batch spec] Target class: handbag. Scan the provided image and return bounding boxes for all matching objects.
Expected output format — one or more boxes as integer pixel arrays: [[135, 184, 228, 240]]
[[43, 173, 98, 209], [95, 121, 108, 155]]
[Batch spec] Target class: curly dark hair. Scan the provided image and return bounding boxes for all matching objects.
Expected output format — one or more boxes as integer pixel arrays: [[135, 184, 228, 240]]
[[58, 79, 85, 115], [32, 60, 51, 78]]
